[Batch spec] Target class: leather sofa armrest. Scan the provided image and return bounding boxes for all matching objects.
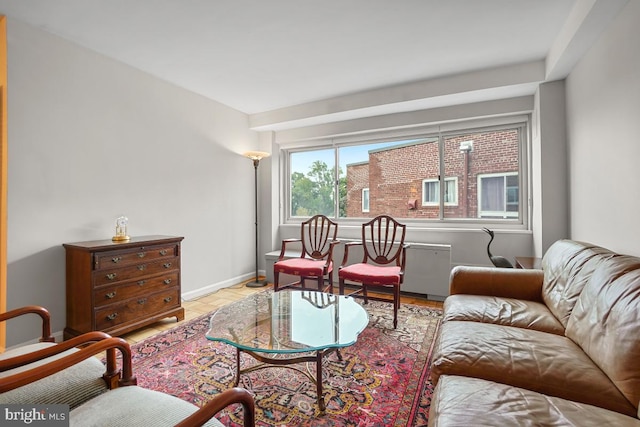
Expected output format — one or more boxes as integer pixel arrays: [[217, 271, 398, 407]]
[[449, 266, 544, 302]]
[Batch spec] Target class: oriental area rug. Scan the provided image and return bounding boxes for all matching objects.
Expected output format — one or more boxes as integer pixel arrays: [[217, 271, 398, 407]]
[[129, 295, 442, 426]]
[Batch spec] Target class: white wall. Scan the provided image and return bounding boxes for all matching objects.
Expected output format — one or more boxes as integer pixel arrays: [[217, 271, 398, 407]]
[[5, 19, 258, 346], [532, 80, 569, 257], [565, 0, 640, 256]]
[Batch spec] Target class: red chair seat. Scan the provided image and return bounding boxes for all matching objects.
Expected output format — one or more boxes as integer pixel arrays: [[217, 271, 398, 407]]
[[339, 263, 400, 285], [273, 215, 339, 293], [274, 258, 333, 278]]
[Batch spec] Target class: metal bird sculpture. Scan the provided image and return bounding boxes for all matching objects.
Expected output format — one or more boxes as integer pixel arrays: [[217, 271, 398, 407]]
[[482, 228, 514, 268]]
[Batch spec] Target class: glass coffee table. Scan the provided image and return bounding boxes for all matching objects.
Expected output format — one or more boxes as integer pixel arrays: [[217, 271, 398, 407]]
[[206, 290, 369, 412]]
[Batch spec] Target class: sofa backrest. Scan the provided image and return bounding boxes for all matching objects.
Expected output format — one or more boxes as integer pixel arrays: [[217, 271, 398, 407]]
[[566, 258, 640, 411], [541, 240, 614, 328]]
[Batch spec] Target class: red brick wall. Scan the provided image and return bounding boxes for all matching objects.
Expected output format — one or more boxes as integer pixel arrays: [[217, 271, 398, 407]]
[[345, 130, 519, 218], [346, 162, 370, 217]]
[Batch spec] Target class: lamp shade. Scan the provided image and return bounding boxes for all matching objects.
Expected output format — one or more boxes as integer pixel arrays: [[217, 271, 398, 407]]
[[243, 151, 271, 161]]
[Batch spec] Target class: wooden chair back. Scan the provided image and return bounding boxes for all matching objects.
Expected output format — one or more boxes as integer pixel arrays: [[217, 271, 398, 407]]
[[361, 215, 406, 266], [300, 215, 338, 260]]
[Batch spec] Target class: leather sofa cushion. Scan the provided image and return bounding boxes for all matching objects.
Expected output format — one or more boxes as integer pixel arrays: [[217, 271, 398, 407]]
[[430, 320, 636, 416], [429, 375, 640, 427], [567, 263, 640, 412], [442, 294, 565, 335], [542, 240, 614, 328]]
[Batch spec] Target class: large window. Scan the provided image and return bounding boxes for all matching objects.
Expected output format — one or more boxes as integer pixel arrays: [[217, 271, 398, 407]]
[[285, 119, 527, 224]]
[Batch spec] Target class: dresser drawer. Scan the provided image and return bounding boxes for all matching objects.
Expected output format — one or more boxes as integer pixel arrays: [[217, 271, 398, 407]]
[[95, 288, 181, 331], [93, 257, 179, 286], [93, 271, 179, 308], [94, 243, 178, 270]]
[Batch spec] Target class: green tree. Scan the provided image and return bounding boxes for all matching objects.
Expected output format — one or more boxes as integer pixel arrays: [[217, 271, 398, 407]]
[[338, 174, 347, 217], [291, 161, 346, 217], [290, 171, 313, 216]]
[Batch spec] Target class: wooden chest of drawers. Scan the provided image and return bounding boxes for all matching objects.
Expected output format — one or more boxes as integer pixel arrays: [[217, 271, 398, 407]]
[[63, 235, 185, 340]]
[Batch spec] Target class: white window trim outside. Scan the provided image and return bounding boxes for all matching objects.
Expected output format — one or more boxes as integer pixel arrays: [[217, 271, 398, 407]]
[[477, 172, 519, 219], [362, 188, 370, 212], [422, 177, 458, 206]]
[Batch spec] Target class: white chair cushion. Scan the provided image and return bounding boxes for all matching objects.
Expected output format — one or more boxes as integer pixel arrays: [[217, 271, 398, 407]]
[[0, 342, 108, 409], [70, 386, 224, 427]]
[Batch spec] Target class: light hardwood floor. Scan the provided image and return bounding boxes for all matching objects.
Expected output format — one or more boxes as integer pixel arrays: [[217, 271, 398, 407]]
[[121, 279, 444, 345]]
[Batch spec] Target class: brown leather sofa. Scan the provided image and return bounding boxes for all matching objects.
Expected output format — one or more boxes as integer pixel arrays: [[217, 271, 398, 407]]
[[428, 240, 640, 426]]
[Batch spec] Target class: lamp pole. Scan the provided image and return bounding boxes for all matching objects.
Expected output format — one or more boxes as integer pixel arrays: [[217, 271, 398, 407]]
[[244, 151, 270, 287]]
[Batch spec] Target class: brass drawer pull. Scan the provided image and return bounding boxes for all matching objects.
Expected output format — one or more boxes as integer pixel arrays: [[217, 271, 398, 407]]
[[137, 280, 146, 286], [159, 250, 168, 256], [163, 263, 172, 269], [111, 257, 121, 263], [137, 252, 146, 258], [106, 313, 118, 321], [105, 292, 116, 299], [163, 278, 172, 285], [137, 264, 146, 271], [106, 273, 117, 280], [137, 298, 147, 305], [164, 296, 173, 303]]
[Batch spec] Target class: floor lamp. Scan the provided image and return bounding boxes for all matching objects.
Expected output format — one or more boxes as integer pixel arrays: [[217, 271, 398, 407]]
[[244, 151, 271, 288]]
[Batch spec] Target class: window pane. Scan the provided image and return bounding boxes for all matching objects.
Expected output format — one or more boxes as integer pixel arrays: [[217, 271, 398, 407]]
[[340, 139, 436, 218], [481, 176, 505, 211], [290, 149, 336, 217], [479, 172, 518, 218], [506, 174, 519, 212], [423, 180, 439, 204], [288, 123, 523, 223], [444, 178, 458, 205], [444, 129, 520, 219], [362, 188, 370, 212]]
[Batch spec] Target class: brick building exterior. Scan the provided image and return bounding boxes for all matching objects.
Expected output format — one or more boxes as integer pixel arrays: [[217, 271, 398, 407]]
[[346, 129, 519, 219]]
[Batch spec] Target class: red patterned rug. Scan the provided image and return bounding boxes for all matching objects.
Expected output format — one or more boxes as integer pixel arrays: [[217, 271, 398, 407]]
[[129, 295, 441, 426]]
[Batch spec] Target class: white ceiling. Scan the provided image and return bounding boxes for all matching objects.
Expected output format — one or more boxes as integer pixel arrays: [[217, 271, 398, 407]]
[[0, 0, 628, 130]]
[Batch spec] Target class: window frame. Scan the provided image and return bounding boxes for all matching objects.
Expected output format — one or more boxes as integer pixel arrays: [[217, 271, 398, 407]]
[[422, 177, 458, 206], [281, 115, 529, 229]]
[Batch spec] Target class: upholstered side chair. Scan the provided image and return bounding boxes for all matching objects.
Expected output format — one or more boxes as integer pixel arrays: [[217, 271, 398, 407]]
[[0, 306, 118, 409], [274, 214, 339, 293], [338, 215, 408, 328]]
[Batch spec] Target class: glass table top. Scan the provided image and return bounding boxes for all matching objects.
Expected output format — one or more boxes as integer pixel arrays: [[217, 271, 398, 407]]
[[206, 290, 369, 354]]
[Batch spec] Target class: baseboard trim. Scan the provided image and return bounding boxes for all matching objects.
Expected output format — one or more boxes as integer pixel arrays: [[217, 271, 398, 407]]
[[181, 270, 266, 301]]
